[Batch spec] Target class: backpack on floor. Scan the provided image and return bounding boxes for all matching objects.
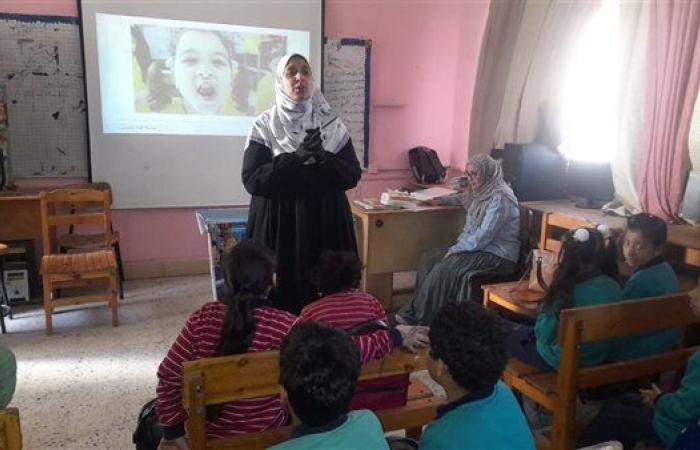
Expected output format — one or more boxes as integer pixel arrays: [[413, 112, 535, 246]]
[[133, 398, 163, 450], [409, 146, 446, 184]]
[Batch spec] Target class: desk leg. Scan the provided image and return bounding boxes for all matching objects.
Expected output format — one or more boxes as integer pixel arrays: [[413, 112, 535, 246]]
[[206, 231, 216, 299], [363, 273, 393, 311]]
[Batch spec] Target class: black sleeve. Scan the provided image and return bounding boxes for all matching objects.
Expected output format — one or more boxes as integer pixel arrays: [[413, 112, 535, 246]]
[[242, 138, 362, 196], [241, 140, 308, 196], [312, 138, 362, 191]]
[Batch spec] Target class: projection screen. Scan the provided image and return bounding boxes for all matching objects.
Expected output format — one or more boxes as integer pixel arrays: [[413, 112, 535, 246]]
[[80, 0, 323, 208]]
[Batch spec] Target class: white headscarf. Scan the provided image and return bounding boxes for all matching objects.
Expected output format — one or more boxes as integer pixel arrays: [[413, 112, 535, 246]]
[[247, 54, 350, 156], [465, 154, 518, 224]]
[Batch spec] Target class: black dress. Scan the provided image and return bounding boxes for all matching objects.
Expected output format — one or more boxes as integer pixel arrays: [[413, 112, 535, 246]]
[[242, 138, 361, 314]]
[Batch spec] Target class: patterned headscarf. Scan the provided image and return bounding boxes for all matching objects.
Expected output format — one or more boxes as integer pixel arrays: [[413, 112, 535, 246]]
[[465, 154, 518, 224], [247, 54, 350, 156]]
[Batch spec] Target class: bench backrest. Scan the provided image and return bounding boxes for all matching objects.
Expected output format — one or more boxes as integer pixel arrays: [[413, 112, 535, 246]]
[[0, 408, 21, 450], [182, 348, 429, 449], [550, 293, 698, 448]]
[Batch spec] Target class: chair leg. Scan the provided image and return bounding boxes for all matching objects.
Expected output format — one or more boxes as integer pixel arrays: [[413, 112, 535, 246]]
[[43, 277, 53, 335], [110, 274, 119, 327], [114, 242, 125, 299]]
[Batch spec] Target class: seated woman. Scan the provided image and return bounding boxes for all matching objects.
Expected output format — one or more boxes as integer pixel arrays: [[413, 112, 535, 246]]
[[395, 154, 520, 326], [298, 251, 429, 410], [156, 241, 398, 449], [0, 345, 16, 409], [504, 228, 622, 371], [611, 213, 682, 361]]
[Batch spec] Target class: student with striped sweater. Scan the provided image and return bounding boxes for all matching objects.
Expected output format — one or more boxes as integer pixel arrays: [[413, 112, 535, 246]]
[[298, 251, 429, 410], [156, 241, 402, 450]]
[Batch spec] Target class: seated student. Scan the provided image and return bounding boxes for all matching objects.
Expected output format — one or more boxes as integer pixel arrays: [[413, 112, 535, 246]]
[[420, 301, 534, 449], [299, 251, 428, 354], [579, 276, 700, 449], [298, 251, 429, 410], [270, 322, 389, 450], [395, 154, 520, 325], [156, 241, 394, 449], [0, 346, 16, 409], [612, 213, 682, 361], [504, 228, 622, 371]]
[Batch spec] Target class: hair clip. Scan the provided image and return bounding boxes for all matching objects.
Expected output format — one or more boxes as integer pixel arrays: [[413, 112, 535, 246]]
[[596, 224, 612, 239], [573, 228, 590, 243]]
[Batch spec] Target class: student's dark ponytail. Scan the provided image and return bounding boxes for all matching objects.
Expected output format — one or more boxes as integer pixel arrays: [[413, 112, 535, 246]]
[[217, 240, 276, 357], [542, 228, 605, 315], [209, 240, 275, 420]]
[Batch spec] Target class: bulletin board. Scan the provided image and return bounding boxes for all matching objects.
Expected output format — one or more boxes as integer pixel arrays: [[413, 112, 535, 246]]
[[0, 13, 88, 178], [323, 38, 371, 168]]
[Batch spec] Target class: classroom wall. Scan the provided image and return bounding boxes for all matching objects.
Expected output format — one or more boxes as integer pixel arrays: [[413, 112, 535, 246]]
[[3, 0, 489, 276]]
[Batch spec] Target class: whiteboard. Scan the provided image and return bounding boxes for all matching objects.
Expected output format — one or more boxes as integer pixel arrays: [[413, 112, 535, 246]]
[[0, 13, 88, 178], [323, 38, 371, 168]]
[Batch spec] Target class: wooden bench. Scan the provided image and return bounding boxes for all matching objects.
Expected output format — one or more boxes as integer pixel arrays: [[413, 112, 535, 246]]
[[182, 348, 442, 450], [0, 408, 21, 450], [503, 292, 699, 450]]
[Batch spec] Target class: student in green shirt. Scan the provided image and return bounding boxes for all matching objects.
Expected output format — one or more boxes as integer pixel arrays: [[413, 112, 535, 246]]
[[269, 322, 389, 450], [504, 227, 622, 371], [0, 345, 16, 408], [612, 213, 682, 361], [579, 276, 700, 449]]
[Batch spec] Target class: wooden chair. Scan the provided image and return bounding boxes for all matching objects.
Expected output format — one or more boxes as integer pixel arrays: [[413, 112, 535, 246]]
[[40, 189, 118, 334], [182, 348, 442, 450], [471, 206, 537, 303], [503, 293, 699, 450], [0, 408, 21, 450], [56, 182, 124, 299]]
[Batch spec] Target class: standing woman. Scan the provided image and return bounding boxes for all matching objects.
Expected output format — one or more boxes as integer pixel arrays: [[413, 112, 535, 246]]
[[242, 54, 361, 314], [395, 154, 520, 325]]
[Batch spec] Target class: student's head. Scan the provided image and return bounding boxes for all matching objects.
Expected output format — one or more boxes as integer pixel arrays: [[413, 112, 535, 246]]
[[172, 29, 234, 114], [543, 227, 606, 312], [278, 54, 313, 102], [218, 240, 276, 356], [623, 213, 666, 270], [428, 301, 507, 393], [689, 276, 700, 318], [280, 322, 360, 426], [312, 251, 362, 296]]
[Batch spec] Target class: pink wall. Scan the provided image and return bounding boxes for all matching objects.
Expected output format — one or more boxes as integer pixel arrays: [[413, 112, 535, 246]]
[[3, 0, 489, 269]]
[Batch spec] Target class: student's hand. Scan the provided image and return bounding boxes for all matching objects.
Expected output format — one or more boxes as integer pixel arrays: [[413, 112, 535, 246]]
[[158, 437, 189, 450], [397, 325, 430, 353], [640, 383, 662, 407]]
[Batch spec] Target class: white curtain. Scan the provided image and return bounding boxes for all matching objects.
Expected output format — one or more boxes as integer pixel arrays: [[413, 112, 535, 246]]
[[607, 1, 649, 212], [493, 0, 600, 151]]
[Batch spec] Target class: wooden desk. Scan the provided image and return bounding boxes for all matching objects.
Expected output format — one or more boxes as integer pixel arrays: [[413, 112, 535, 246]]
[[352, 204, 464, 309], [482, 281, 542, 316], [0, 192, 43, 283], [523, 200, 700, 268]]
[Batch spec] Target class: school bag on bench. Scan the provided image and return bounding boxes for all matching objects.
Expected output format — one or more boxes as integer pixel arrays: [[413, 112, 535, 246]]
[[409, 146, 446, 184]]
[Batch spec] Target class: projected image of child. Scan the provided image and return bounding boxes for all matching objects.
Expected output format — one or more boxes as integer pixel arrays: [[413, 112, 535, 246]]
[[132, 26, 287, 117], [134, 28, 240, 115]]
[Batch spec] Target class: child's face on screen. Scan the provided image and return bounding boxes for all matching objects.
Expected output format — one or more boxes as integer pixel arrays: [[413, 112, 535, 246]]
[[174, 30, 232, 115]]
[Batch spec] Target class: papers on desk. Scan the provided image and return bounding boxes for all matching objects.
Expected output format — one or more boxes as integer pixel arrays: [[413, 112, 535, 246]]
[[410, 186, 458, 201]]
